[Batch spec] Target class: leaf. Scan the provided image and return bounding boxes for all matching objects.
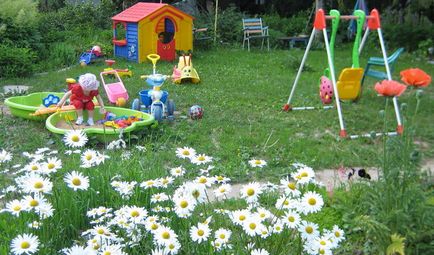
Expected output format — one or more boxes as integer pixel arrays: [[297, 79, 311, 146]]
[[386, 233, 405, 255]]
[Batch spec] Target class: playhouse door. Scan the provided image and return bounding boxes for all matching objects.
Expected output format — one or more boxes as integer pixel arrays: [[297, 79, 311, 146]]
[[157, 18, 176, 61]]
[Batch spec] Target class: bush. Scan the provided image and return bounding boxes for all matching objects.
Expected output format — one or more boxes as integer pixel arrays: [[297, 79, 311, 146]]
[[0, 44, 36, 78], [216, 5, 244, 44]]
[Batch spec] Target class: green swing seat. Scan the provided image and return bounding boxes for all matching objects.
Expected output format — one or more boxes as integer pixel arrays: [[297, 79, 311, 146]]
[[361, 47, 404, 84]]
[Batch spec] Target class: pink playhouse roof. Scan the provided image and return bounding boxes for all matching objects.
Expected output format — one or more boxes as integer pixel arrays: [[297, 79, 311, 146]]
[[112, 3, 193, 23]]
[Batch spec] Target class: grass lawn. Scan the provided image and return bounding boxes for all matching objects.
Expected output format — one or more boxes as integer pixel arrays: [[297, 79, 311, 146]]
[[0, 45, 433, 254], [1, 46, 433, 180]]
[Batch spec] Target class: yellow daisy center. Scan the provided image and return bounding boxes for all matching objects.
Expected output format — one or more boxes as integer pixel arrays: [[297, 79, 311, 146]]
[[13, 205, 21, 211], [335, 231, 340, 237], [305, 226, 313, 234], [249, 223, 257, 230], [162, 232, 170, 239], [198, 156, 205, 161], [34, 181, 44, 189], [151, 224, 159, 230], [168, 244, 175, 249], [308, 198, 317, 206], [199, 177, 207, 184], [283, 200, 289, 205], [103, 252, 111, 255], [180, 201, 188, 208], [192, 190, 200, 198], [287, 182, 296, 190], [71, 135, 80, 142], [182, 150, 190, 156], [130, 210, 139, 217], [276, 226, 281, 231], [97, 229, 105, 235], [288, 216, 295, 222], [147, 181, 154, 186], [20, 241, 30, 249], [260, 213, 266, 218], [197, 229, 204, 236], [220, 188, 226, 192], [320, 240, 326, 245], [255, 160, 262, 165], [239, 215, 246, 221], [246, 188, 255, 196], [47, 163, 55, 169], [219, 234, 225, 239], [31, 165, 38, 171], [72, 178, 81, 186], [262, 230, 267, 235], [319, 249, 325, 254], [301, 172, 308, 177], [29, 200, 39, 207], [85, 154, 92, 160], [175, 169, 181, 173], [217, 176, 224, 181], [162, 179, 169, 184]]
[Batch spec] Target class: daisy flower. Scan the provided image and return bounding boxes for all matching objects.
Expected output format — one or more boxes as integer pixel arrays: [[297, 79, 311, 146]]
[[213, 184, 232, 198], [21, 174, 53, 194], [22, 193, 48, 212], [190, 223, 211, 243], [150, 247, 168, 255], [299, 221, 320, 241], [280, 177, 301, 197], [255, 207, 272, 221], [291, 166, 315, 184], [240, 182, 263, 204], [154, 226, 178, 246], [127, 206, 148, 223], [275, 195, 298, 210], [191, 154, 213, 165], [42, 157, 62, 175], [62, 245, 89, 255], [165, 239, 181, 254], [28, 221, 42, 229], [0, 149, 12, 163], [251, 248, 269, 255], [81, 149, 97, 167], [301, 191, 324, 214], [23, 161, 42, 174], [158, 176, 174, 188], [215, 175, 230, 184], [64, 171, 90, 191], [1, 199, 24, 216], [151, 193, 170, 203], [10, 233, 39, 255], [173, 195, 196, 218], [248, 159, 267, 168], [243, 216, 264, 237], [195, 175, 214, 187], [214, 228, 231, 244], [230, 209, 251, 226], [140, 179, 159, 189], [36, 201, 55, 219], [175, 147, 196, 159], [99, 244, 127, 255], [331, 225, 345, 243], [170, 166, 185, 177], [282, 210, 301, 229], [272, 220, 284, 234], [63, 130, 88, 148]]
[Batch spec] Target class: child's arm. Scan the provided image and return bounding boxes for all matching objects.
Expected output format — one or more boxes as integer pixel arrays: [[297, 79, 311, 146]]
[[57, 91, 72, 108], [96, 94, 106, 113]]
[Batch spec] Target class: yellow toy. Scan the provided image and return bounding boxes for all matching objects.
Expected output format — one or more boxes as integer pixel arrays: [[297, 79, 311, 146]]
[[171, 54, 200, 84]]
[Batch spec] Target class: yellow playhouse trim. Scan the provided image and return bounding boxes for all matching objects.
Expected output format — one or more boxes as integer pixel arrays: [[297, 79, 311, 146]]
[[137, 5, 193, 63]]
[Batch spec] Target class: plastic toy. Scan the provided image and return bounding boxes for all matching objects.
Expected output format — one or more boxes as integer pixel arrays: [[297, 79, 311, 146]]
[[57, 73, 106, 126], [104, 59, 133, 78], [131, 54, 175, 122], [42, 94, 60, 107], [99, 70, 129, 107], [5, 92, 65, 121], [189, 105, 203, 120], [319, 76, 333, 104], [283, 9, 404, 139], [111, 2, 194, 62], [79, 45, 103, 66], [172, 54, 200, 84], [46, 106, 156, 142], [97, 111, 143, 129]]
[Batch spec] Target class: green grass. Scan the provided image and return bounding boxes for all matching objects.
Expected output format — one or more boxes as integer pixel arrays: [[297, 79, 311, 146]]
[[1, 46, 433, 180]]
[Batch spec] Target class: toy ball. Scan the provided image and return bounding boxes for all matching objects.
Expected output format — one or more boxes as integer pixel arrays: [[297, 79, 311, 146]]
[[92, 45, 102, 56], [80, 61, 87, 67], [319, 76, 334, 105], [116, 97, 127, 107], [189, 105, 204, 120]]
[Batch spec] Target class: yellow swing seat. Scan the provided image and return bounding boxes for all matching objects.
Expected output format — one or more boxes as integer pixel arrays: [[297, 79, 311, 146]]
[[336, 67, 364, 100]]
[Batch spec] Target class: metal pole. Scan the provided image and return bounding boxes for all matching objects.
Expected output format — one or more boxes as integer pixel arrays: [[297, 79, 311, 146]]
[[286, 28, 316, 105], [358, 28, 369, 54], [377, 28, 403, 130], [214, 0, 219, 44], [323, 29, 346, 136]]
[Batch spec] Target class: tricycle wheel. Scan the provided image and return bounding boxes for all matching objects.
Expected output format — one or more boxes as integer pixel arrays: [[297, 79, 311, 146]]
[[152, 104, 163, 122], [131, 98, 140, 111], [167, 99, 175, 117]]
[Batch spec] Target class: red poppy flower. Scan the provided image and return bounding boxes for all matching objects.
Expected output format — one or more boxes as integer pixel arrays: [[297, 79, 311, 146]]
[[400, 68, 431, 87], [374, 80, 407, 97]]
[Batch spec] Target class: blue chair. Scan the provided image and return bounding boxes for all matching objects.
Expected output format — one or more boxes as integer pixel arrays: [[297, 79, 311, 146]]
[[361, 48, 404, 85]]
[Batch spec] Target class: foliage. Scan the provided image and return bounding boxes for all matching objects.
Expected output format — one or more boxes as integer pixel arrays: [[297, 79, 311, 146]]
[[0, 44, 36, 78], [0, 0, 39, 27], [215, 4, 244, 44]]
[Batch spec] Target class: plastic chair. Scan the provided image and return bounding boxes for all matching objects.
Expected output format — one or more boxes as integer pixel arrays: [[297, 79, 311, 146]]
[[361, 48, 404, 85], [242, 18, 270, 52]]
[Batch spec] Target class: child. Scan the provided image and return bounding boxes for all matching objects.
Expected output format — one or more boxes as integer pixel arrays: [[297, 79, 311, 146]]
[[57, 73, 106, 126]]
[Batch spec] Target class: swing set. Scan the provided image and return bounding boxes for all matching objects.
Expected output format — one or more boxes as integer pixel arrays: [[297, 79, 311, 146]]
[[282, 8, 403, 139]]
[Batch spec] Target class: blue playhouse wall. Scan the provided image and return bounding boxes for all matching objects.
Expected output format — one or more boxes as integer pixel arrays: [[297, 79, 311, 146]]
[[114, 23, 138, 62]]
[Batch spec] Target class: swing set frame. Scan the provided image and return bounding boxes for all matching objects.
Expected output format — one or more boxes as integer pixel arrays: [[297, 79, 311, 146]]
[[282, 9, 403, 139]]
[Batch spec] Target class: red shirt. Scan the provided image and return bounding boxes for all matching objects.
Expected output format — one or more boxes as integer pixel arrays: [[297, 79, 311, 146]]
[[70, 84, 99, 102]]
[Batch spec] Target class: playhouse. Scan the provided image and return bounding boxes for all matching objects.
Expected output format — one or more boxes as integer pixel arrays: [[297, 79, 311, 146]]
[[111, 3, 194, 62]]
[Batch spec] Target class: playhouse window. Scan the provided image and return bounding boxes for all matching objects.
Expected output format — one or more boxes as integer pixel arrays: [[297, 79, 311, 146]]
[[113, 22, 127, 46]]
